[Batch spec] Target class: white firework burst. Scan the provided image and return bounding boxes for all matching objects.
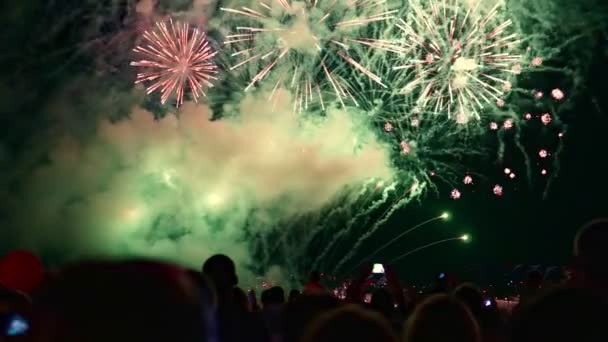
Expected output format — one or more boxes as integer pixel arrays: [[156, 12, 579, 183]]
[[394, 0, 523, 123], [221, 0, 396, 112]]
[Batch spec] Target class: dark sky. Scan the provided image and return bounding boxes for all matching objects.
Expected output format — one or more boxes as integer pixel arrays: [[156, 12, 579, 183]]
[[1, 0, 607, 283]]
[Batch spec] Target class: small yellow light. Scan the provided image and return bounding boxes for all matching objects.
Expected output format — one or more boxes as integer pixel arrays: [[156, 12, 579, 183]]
[[441, 212, 450, 220], [461, 234, 470, 242]]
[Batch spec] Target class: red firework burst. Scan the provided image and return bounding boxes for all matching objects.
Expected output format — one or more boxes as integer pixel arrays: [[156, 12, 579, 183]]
[[131, 18, 218, 107]]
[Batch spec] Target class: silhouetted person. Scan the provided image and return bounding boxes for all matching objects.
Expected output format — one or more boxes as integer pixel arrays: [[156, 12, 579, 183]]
[[262, 287, 286, 342], [288, 289, 300, 303], [571, 218, 608, 295], [453, 283, 484, 323], [248, 289, 261, 312], [284, 293, 339, 342], [369, 288, 403, 334], [31, 260, 206, 342], [202, 254, 268, 342], [302, 305, 397, 342], [234, 287, 249, 312], [454, 283, 503, 342], [519, 270, 544, 305], [303, 271, 324, 294], [510, 287, 608, 342], [404, 294, 481, 342], [202, 254, 238, 299]]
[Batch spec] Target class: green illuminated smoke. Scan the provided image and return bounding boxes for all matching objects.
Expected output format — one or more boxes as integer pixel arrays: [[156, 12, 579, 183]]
[[1, 0, 599, 283]]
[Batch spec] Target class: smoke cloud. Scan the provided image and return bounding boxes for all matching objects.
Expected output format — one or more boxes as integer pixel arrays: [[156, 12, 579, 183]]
[[1, 89, 392, 283]]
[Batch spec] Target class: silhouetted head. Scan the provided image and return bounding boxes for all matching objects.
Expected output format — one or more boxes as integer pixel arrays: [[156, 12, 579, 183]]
[[288, 289, 300, 302], [284, 293, 340, 342], [574, 219, 608, 287], [511, 287, 608, 342], [303, 305, 397, 342], [261, 286, 285, 307], [453, 283, 484, 319], [370, 288, 393, 319], [270, 286, 285, 304], [202, 254, 238, 292], [404, 294, 481, 342], [32, 260, 205, 342]]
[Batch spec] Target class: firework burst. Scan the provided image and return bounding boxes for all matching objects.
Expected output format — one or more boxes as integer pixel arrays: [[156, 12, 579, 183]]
[[221, 0, 396, 112], [131, 19, 218, 107], [394, 0, 523, 123]]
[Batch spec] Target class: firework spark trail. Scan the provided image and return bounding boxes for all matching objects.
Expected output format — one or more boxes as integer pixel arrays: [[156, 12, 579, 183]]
[[311, 181, 398, 271], [389, 235, 468, 264], [333, 180, 425, 275], [131, 18, 218, 106], [543, 127, 567, 199], [514, 127, 533, 187], [221, 0, 395, 111], [393, 0, 523, 122], [299, 181, 376, 260]]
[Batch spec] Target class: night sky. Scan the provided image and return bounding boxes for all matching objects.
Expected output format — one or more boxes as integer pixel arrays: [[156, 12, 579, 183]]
[[1, 0, 607, 285]]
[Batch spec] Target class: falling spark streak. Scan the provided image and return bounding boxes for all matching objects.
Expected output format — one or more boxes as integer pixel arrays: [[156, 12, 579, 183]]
[[392, 0, 522, 121], [390, 236, 467, 263], [221, 0, 394, 111], [334, 181, 424, 274], [311, 181, 398, 271], [131, 18, 218, 107]]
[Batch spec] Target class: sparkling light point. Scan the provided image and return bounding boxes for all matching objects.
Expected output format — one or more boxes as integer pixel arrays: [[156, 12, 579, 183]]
[[450, 189, 461, 200], [551, 88, 565, 100], [400, 141, 411, 154], [493, 184, 504, 196]]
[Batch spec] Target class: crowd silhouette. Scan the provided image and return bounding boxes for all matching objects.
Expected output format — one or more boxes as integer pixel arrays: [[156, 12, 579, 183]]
[[1, 219, 607, 341]]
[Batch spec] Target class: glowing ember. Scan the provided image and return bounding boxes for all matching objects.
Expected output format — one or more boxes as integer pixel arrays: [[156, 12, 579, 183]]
[[493, 184, 503, 196], [450, 189, 461, 200], [463, 175, 473, 184], [538, 149, 549, 158], [551, 88, 565, 100], [400, 141, 411, 154], [524, 113, 532, 120]]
